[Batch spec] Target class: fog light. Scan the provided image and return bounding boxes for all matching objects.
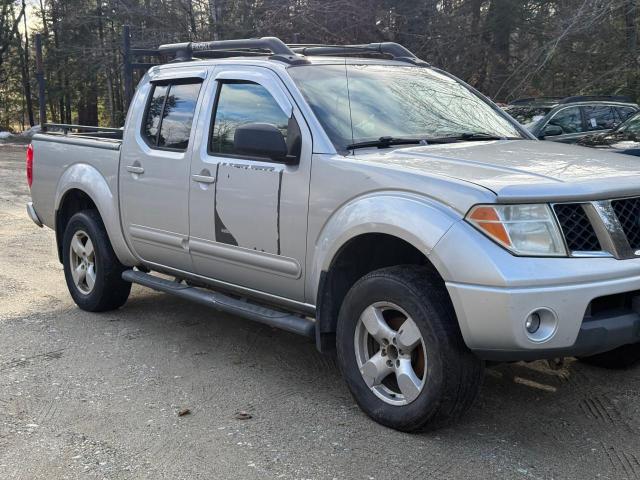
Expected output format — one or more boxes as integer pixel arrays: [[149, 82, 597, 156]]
[[525, 312, 541, 334]]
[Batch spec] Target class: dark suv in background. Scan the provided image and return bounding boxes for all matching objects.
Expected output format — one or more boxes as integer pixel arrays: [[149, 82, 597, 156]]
[[504, 96, 639, 143]]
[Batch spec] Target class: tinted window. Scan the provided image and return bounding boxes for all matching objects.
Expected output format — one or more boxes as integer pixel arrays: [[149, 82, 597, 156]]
[[158, 83, 201, 149], [548, 107, 583, 134], [584, 105, 617, 131], [616, 106, 637, 122], [211, 82, 289, 155], [142, 81, 201, 150], [143, 85, 168, 145]]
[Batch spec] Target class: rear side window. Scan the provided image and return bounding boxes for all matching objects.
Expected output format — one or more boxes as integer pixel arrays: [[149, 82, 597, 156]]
[[210, 81, 289, 156], [143, 85, 168, 144], [616, 106, 637, 122], [584, 105, 617, 131], [142, 81, 202, 151]]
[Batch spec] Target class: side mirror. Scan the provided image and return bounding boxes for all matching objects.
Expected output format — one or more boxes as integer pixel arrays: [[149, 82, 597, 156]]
[[540, 124, 563, 138], [234, 123, 297, 164]]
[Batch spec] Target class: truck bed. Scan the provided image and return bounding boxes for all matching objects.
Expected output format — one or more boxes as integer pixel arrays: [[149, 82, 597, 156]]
[[30, 131, 122, 231]]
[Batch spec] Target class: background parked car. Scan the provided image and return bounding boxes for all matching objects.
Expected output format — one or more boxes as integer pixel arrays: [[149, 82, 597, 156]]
[[577, 111, 640, 156], [503, 96, 638, 143]]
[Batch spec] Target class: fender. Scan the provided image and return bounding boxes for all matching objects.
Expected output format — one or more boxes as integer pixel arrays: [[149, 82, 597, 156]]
[[307, 191, 461, 303], [54, 163, 138, 266]]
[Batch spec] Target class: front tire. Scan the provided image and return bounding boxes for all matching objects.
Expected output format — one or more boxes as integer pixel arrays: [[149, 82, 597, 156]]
[[62, 210, 131, 312], [578, 344, 640, 369], [336, 265, 484, 432]]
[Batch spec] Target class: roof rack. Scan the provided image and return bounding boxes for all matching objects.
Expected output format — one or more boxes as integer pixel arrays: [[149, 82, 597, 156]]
[[158, 37, 309, 65], [509, 95, 636, 106], [509, 97, 565, 105], [288, 43, 428, 66], [559, 95, 634, 104]]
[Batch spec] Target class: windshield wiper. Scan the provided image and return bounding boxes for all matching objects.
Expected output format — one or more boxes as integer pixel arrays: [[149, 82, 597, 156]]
[[346, 132, 522, 150], [454, 132, 522, 141], [346, 136, 424, 150]]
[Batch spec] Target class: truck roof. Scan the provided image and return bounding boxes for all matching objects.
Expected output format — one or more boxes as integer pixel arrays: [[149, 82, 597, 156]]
[[146, 55, 423, 76]]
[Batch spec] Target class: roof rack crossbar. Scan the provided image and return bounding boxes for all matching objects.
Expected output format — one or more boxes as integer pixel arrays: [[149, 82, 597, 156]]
[[288, 42, 429, 66], [158, 37, 309, 65]]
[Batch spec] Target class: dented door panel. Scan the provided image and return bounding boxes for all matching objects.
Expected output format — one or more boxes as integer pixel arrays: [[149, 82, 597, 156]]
[[188, 65, 311, 301]]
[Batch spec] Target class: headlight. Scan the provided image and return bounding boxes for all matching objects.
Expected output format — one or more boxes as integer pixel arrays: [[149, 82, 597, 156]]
[[466, 204, 566, 256]]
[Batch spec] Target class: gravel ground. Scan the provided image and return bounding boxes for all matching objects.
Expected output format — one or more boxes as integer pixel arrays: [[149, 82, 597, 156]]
[[1, 144, 640, 479]]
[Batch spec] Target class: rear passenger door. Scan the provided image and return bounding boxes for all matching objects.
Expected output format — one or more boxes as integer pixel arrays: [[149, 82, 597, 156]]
[[583, 105, 618, 133], [188, 67, 312, 301], [120, 72, 205, 272]]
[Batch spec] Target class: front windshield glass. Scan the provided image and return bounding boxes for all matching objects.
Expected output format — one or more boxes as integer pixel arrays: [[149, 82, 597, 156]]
[[618, 112, 640, 136], [504, 105, 552, 129], [288, 64, 524, 150]]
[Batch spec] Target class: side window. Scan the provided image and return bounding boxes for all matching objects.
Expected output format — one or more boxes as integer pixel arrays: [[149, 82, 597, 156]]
[[143, 85, 168, 145], [142, 81, 202, 151], [584, 105, 617, 131], [548, 107, 583, 134], [616, 106, 637, 122], [210, 81, 289, 156]]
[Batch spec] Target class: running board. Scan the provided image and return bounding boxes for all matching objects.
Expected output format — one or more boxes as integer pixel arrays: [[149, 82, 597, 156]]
[[122, 270, 315, 338]]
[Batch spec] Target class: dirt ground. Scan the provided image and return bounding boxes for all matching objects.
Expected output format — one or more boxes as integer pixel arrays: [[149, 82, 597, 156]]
[[1, 144, 640, 479]]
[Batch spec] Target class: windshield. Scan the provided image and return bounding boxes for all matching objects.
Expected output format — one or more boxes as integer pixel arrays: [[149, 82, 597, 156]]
[[288, 64, 524, 151], [618, 112, 640, 136], [503, 105, 552, 129]]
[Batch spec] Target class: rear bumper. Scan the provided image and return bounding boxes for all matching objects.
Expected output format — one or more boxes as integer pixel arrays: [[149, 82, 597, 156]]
[[26, 201, 43, 227]]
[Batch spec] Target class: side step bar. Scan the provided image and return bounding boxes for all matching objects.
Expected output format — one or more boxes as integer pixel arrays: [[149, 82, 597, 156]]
[[122, 270, 315, 338]]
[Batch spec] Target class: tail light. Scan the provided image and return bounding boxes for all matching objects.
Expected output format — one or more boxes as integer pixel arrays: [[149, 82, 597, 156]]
[[26, 143, 33, 188]]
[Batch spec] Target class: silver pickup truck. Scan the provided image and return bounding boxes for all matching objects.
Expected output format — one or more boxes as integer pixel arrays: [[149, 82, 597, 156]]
[[26, 38, 640, 431]]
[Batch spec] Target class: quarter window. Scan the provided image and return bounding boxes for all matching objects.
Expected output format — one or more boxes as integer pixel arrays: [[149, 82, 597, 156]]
[[210, 81, 289, 156], [142, 81, 202, 151], [548, 107, 583, 134]]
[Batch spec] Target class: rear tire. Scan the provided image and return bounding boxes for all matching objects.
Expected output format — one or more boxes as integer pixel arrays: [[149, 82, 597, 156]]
[[578, 343, 640, 369], [62, 210, 131, 312], [336, 265, 484, 432]]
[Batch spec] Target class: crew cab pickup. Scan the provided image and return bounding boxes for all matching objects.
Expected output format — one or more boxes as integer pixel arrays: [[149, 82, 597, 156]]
[[27, 37, 640, 431]]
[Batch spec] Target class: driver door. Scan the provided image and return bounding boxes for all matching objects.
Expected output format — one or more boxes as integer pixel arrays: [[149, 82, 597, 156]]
[[188, 67, 312, 301]]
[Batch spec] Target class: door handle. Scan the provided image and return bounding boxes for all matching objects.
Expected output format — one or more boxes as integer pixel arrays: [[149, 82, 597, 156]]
[[192, 174, 216, 184], [126, 165, 145, 174]]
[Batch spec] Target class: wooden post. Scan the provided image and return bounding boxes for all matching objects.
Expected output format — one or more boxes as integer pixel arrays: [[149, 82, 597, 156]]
[[123, 25, 133, 110], [35, 33, 46, 129]]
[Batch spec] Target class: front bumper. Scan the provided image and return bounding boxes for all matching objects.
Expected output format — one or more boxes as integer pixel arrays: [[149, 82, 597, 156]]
[[27, 201, 43, 228], [447, 279, 640, 361], [431, 221, 640, 361]]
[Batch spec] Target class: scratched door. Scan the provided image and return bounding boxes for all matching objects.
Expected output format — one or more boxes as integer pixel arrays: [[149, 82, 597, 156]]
[[188, 66, 312, 302]]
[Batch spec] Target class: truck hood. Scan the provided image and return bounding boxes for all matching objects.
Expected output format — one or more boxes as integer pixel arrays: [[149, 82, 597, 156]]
[[357, 140, 640, 203]]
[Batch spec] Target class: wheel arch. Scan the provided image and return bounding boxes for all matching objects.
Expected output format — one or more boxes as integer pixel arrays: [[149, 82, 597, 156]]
[[310, 193, 460, 352], [54, 164, 137, 266]]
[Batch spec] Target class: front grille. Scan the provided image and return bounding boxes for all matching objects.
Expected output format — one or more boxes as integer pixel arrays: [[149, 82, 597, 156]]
[[553, 203, 601, 252], [612, 197, 640, 249]]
